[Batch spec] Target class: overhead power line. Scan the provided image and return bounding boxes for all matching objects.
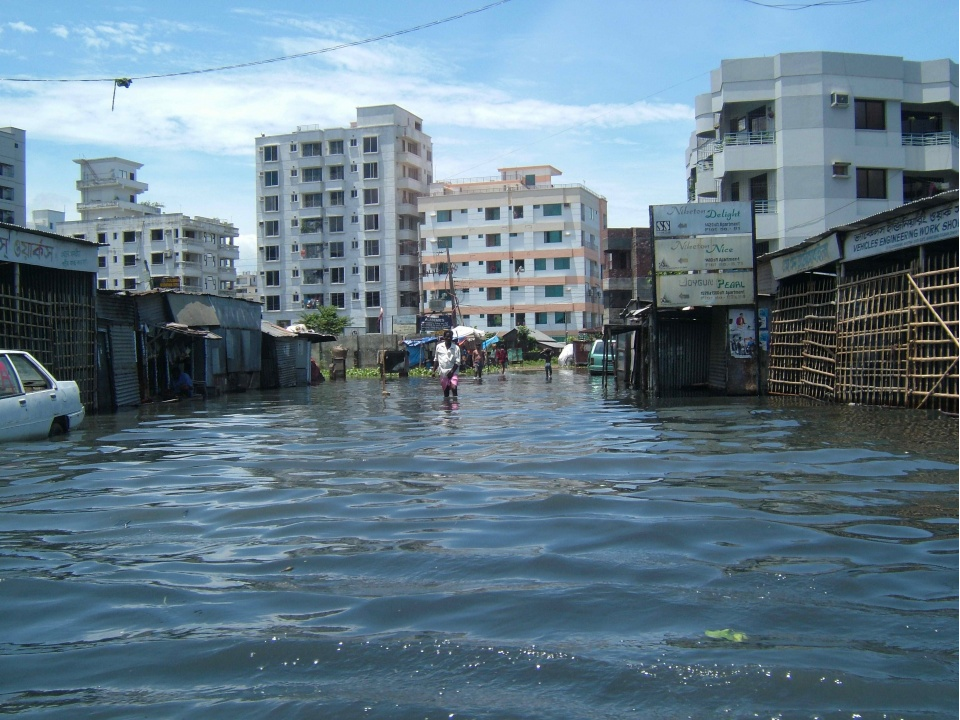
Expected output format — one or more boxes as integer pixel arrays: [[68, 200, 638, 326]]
[[0, 0, 514, 84]]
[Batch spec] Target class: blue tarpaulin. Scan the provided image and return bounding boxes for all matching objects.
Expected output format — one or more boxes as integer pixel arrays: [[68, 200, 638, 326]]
[[403, 337, 438, 367]]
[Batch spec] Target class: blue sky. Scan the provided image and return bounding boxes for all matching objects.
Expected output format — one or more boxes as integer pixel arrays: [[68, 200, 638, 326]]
[[2, 0, 957, 273]]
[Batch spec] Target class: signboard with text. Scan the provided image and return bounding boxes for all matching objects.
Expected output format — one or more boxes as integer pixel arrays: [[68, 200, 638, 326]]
[[843, 201, 958, 262], [655, 234, 754, 272], [652, 202, 753, 238], [0, 230, 98, 273], [657, 271, 755, 308], [770, 234, 841, 279]]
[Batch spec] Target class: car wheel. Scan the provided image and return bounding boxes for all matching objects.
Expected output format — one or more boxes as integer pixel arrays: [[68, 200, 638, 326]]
[[49, 418, 67, 436]]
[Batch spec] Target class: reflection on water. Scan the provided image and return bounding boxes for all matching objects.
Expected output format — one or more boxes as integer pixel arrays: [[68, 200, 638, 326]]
[[0, 371, 956, 719]]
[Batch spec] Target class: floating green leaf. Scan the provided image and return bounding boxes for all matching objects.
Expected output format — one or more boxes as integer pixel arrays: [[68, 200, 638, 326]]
[[705, 628, 748, 642]]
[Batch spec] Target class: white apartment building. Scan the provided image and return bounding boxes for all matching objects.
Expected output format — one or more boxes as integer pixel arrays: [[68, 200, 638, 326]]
[[255, 105, 432, 332], [0, 126, 26, 225], [55, 158, 240, 294], [418, 165, 607, 339], [235, 271, 261, 303], [687, 52, 958, 252]]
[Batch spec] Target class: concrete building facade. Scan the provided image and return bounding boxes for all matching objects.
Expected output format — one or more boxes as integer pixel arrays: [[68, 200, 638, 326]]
[[254, 105, 433, 333], [418, 165, 606, 339], [686, 52, 958, 253], [54, 158, 240, 295], [0, 126, 26, 226]]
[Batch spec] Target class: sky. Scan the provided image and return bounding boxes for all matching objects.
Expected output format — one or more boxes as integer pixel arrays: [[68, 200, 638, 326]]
[[1, 0, 957, 274]]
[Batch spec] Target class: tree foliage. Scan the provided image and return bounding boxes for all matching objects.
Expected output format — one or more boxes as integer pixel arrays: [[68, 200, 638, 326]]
[[300, 306, 349, 336]]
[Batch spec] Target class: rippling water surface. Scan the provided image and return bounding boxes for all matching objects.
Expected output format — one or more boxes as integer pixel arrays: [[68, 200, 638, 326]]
[[0, 371, 956, 719]]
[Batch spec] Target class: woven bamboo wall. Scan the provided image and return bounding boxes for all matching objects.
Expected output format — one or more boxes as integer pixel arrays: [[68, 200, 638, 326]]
[[906, 248, 958, 413], [770, 247, 957, 414], [836, 271, 910, 407], [768, 274, 837, 399]]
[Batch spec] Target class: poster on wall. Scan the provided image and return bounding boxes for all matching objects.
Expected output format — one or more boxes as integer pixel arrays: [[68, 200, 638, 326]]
[[728, 308, 756, 358], [758, 307, 770, 352]]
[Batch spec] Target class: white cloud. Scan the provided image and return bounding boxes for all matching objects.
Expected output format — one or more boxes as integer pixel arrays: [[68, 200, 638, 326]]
[[50, 25, 69, 39], [8, 21, 37, 33]]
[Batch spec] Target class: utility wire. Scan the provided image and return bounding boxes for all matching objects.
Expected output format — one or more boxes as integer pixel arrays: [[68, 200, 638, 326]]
[[0, 0, 514, 83], [741, 0, 872, 8]]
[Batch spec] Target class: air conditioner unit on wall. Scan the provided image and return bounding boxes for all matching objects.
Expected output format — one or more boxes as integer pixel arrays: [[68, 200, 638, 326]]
[[830, 92, 849, 108]]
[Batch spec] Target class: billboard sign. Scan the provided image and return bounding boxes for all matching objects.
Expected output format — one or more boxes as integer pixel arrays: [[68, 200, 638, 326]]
[[656, 271, 755, 307], [655, 234, 754, 272], [652, 202, 753, 237]]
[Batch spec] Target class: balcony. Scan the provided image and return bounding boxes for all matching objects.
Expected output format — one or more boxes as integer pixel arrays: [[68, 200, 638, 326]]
[[902, 132, 958, 173], [713, 132, 776, 178]]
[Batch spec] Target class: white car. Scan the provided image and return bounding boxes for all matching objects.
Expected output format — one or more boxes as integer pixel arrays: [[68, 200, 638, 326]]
[[0, 351, 86, 441]]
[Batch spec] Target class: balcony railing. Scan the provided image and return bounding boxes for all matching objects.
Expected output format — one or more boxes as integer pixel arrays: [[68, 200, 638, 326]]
[[901, 132, 958, 147], [714, 131, 775, 152]]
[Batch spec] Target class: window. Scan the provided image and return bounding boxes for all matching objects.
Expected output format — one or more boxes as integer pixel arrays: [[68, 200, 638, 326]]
[[542, 203, 562, 216], [436, 210, 452, 222], [484, 207, 500, 221], [364, 214, 380, 231], [290, 168, 298, 178], [512, 206, 524, 219], [291, 218, 299, 228], [301, 142, 322, 157], [350, 163, 358, 173], [98, 256, 107, 268], [149, 229, 162, 241], [124, 279, 137, 290], [554, 312, 568, 324], [545, 285, 564, 298], [291, 193, 298, 203], [328, 140, 343, 155], [302, 193, 323, 208], [301, 217, 323, 234], [352, 265, 360, 276], [436, 236, 453, 249], [329, 191, 345, 206], [365, 292, 381, 309], [302, 167, 323, 182], [365, 266, 380, 282], [856, 168, 887, 199], [328, 216, 344, 233], [535, 312, 547, 325], [363, 162, 379, 179], [553, 257, 571, 270], [265, 296, 280, 311], [329, 165, 345, 180], [330, 267, 345, 284], [329, 241, 345, 258], [364, 239, 380, 257], [363, 136, 379, 153], [328, 292, 344, 308], [265, 270, 280, 287], [534, 258, 547, 271], [486, 288, 502, 301], [264, 195, 279, 211], [486, 260, 502, 274], [123, 231, 136, 243], [150, 252, 164, 265], [363, 188, 379, 205], [855, 99, 885, 130], [264, 220, 280, 236], [264, 245, 280, 261], [544, 230, 562, 243], [263, 145, 278, 161], [290, 143, 298, 153], [350, 138, 358, 147], [263, 170, 279, 187], [515, 312, 526, 327], [98, 279, 107, 290], [485, 233, 501, 247], [487, 314, 503, 327]]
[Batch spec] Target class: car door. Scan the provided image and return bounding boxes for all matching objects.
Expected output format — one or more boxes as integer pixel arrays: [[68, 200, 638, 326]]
[[0, 353, 56, 441]]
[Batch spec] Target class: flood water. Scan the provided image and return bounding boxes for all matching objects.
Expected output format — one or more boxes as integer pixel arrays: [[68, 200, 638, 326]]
[[0, 369, 956, 719]]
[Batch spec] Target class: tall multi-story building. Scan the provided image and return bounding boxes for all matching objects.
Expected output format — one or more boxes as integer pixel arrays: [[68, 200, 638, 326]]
[[603, 227, 652, 322], [235, 271, 261, 303], [54, 158, 240, 294], [418, 165, 607, 339], [686, 52, 958, 253], [0, 126, 26, 225], [254, 105, 432, 332]]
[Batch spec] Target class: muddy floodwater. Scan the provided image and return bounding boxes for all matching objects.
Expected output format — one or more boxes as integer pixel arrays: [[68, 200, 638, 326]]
[[0, 370, 956, 719]]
